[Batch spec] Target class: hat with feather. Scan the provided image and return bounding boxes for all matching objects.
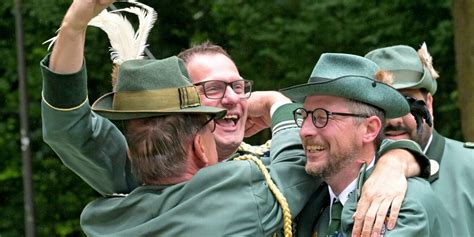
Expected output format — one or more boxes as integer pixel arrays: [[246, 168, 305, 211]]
[[365, 43, 439, 94], [46, 1, 225, 120], [90, 1, 225, 120]]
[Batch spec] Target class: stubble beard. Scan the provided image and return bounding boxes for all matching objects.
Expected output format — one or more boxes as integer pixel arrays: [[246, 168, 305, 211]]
[[305, 144, 361, 180]]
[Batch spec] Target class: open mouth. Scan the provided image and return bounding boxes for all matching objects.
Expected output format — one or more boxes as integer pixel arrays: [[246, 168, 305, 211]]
[[305, 145, 325, 153], [216, 114, 239, 127]]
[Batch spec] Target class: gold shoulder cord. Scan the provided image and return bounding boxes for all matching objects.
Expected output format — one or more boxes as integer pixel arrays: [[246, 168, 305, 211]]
[[234, 154, 292, 237]]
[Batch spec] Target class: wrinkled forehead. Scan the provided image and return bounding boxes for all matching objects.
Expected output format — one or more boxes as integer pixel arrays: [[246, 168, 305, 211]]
[[185, 53, 242, 84]]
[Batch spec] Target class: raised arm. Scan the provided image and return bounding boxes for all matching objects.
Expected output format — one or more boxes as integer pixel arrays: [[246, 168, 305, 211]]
[[41, 0, 140, 195], [50, 0, 114, 72]]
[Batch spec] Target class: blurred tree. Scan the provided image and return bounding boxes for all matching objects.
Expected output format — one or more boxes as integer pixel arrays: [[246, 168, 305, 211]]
[[452, 0, 474, 141]]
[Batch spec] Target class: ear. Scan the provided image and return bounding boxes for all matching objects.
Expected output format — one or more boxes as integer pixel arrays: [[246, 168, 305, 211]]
[[426, 93, 434, 121], [192, 133, 209, 168], [361, 116, 382, 143]]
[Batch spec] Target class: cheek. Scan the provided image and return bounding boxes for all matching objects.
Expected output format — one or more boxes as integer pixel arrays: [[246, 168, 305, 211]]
[[200, 97, 220, 107], [402, 115, 418, 129]]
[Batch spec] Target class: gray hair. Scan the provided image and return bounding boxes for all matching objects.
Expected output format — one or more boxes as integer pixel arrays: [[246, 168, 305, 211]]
[[346, 99, 386, 148], [125, 114, 208, 184]]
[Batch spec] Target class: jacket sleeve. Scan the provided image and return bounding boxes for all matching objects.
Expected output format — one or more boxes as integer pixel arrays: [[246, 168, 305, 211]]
[[41, 55, 138, 195], [342, 177, 453, 236], [257, 103, 321, 235], [378, 139, 431, 179]]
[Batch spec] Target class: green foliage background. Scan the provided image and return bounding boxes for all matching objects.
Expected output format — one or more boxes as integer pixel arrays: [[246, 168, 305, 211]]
[[0, 0, 460, 236]]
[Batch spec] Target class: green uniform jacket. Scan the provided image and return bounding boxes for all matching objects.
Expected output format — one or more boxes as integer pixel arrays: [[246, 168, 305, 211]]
[[427, 131, 474, 236], [296, 163, 453, 237], [80, 118, 316, 236]]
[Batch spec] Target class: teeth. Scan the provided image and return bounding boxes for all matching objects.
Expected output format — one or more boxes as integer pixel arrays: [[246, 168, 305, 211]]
[[306, 145, 325, 152], [224, 114, 238, 120]]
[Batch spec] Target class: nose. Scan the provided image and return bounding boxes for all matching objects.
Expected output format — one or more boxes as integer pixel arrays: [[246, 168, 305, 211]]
[[299, 117, 317, 138], [221, 84, 240, 105], [385, 117, 403, 128]]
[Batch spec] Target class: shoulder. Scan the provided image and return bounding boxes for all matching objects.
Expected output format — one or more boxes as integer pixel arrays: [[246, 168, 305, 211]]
[[443, 138, 474, 157], [404, 177, 442, 208]]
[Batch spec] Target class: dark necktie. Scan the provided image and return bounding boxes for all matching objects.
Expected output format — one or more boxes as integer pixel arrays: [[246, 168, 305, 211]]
[[326, 198, 343, 235]]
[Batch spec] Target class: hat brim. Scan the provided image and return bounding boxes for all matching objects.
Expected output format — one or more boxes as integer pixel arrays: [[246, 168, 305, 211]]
[[391, 68, 437, 95], [91, 92, 227, 120], [280, 76, 409, 118]]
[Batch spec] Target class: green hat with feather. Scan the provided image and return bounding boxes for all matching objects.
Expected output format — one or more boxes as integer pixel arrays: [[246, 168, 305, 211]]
[[365, 43, 439, 94]]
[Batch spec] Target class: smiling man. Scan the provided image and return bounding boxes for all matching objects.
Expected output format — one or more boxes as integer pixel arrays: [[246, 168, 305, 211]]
[[179, 50, 253, 160], [281, 53, 453, 237], [366, 44, 474, 236]]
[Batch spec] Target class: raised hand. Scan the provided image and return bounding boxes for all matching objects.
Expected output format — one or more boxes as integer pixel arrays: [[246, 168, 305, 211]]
[[245, 91, 291, 137]]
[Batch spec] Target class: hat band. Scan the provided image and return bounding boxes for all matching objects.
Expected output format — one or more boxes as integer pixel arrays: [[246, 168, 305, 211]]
[[112, 86, 201, 111], [308, 75, 374, 84]]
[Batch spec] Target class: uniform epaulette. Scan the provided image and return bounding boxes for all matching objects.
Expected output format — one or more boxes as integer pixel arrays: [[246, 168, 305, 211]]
[[464, 142, 474, 149], [237, 140, 272, 156]]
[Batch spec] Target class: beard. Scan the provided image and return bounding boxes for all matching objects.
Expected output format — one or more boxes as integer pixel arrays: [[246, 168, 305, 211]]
[[305, 141, 361, 179]]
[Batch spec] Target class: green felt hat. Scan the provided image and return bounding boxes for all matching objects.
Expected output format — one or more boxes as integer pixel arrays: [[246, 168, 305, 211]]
[[280, 53, 409, 118], [92, 56, 226, 120], [365, 45, 437, 94]]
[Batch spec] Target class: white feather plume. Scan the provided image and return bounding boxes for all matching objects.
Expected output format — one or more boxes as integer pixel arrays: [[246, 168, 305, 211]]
[[88, 1, 157, 65], [417, 42, 439, 80], [43, 1, 157, 65]]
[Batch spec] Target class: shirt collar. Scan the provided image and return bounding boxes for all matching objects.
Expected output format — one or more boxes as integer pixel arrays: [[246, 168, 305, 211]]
[[328, 157, 375, 206], [423, 134, 433, 154]]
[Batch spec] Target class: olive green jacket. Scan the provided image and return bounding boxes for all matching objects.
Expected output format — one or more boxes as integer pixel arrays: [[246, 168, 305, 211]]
[[427, 131, 474, 236]]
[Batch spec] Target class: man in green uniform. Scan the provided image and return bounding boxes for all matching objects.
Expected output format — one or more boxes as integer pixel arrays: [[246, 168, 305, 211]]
[[280, 53, 453, 236], [79, 55, 316, 236], [366, 44, 474, 236], [41, 1, 430, 235]]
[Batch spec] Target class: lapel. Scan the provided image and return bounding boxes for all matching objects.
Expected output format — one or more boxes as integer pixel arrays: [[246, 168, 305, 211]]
[[426, 130, 445, 182], [296, 183, 330, 237]]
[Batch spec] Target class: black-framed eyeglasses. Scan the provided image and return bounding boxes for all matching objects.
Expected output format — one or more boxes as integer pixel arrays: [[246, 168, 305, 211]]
[[293, 108, 369, 128], [201, 116, 217, 133], [194, 79, 253, 99]]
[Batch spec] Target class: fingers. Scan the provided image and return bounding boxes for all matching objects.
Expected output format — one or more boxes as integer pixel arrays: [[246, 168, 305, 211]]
[[352, 195, 404, 237], [360, 198, 381, 237], [352, 197, 370, 236], [386, 195, 403, 230], [371, 199, 391, 236]]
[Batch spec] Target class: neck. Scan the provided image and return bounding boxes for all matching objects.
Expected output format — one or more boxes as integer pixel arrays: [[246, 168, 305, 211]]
[[151, 174, 193, 185], [217, 144, 239, 161], [326, 148, 375, 195], [148, 154, 204, 185]]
